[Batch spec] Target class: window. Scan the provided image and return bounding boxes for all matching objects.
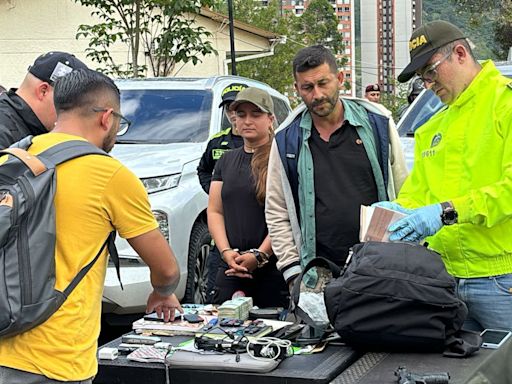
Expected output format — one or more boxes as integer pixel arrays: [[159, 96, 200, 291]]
[[118, 90, 212, 144]]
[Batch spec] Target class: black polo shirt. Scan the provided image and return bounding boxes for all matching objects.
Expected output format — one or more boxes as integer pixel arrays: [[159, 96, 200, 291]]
[[309, 121, 378, 265]]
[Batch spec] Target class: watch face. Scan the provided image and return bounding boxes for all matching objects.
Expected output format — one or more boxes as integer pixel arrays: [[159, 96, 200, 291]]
[[442, 209, 458, 225]]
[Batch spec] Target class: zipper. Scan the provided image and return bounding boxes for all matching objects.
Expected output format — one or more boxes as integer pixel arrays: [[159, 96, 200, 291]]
[[16, 178, 34, 305]]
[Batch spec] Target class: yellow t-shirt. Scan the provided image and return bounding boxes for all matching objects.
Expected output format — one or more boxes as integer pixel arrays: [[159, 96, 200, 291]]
[[0, 133, 158, 380]]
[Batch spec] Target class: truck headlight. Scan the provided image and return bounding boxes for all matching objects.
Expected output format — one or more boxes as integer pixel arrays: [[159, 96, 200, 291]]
[[141, 174, 181, 194], [153, 210, 169, 242]]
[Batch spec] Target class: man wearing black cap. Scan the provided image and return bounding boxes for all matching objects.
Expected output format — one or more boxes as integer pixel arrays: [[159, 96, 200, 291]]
[[0, 51, 88, 148], [197, 82, 247, 302], [375, 20, 512, 331], [364, 84, 381, 103]]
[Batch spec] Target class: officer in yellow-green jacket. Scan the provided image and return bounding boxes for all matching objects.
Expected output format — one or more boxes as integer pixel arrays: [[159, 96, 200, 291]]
[[197, 83, 247, 302], [375, 21, 512, 331]]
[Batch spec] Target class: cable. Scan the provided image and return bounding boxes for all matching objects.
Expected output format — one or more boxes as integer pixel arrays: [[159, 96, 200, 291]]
[[246, 337, 293, 361]]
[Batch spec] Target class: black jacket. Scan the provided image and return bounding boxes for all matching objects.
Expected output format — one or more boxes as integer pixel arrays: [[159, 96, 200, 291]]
[[0, 89, 46, 149], [196, 127, 243, 193]]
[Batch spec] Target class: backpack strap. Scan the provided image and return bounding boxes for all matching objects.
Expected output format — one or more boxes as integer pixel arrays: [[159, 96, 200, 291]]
[[38, 140, 108, 165], [63, 231, 122, 298], [0, 148, 47, 176]]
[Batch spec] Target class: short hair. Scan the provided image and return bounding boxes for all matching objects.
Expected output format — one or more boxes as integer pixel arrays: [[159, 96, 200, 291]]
[[437, 39, 476, 61], [53, 69, 120, 114], [292, 45, 338, 77]]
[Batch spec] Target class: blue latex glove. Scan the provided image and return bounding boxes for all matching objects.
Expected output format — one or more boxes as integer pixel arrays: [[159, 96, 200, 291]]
[[388, 203, 443, 242], [371, 201, 414, 215]]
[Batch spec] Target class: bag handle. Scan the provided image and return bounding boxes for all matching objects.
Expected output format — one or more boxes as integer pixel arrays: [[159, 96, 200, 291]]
[[289, 257, 343, 329], [291, 257, 342, 309]]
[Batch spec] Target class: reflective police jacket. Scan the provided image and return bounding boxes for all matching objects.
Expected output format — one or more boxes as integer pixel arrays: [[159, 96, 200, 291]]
[[396, 61, 512, 278], [197, 127, 243, 193]]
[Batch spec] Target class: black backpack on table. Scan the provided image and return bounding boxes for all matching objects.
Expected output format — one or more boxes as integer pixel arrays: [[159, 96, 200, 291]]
[[293, 241, 481, 356]]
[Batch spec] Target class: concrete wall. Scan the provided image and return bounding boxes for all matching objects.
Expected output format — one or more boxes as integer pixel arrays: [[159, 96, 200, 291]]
[[0, 0, 271, 87]]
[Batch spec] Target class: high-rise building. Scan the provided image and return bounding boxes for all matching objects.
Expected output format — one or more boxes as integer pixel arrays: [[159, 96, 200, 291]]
[[267, 0, 421, 96], [359, 0, 422, 96]]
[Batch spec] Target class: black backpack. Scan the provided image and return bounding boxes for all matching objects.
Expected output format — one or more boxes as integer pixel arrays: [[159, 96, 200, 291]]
[[293, 241, 481, 356], [0, 136, 121, 339]]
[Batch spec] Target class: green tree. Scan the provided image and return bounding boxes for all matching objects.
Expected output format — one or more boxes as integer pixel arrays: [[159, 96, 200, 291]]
[[294, 0, 348, 89], [295, 0, 345, 55], [211, 0, 346, 101], [75, 0, 217, 78], [221, 0, 301, 96], [423, 0, 512, 60]]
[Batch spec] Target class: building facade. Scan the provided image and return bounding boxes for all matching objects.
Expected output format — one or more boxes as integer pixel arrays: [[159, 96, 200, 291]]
[[276, 0, 421, 97], [0, 1, 281, 87]]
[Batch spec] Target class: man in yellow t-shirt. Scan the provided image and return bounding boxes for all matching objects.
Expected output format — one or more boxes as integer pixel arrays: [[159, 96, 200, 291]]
[[0, 69, 181, 383]]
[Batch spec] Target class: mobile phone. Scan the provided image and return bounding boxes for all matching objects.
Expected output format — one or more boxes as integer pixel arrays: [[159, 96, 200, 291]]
[[143, 311, 182, 322], [183, 313, 204, 323], [480, 329, 512, 349]]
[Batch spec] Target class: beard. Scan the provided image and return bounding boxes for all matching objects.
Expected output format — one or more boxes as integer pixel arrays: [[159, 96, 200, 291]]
[[102, 124, 117, 153], [306, 88, 340, 117]]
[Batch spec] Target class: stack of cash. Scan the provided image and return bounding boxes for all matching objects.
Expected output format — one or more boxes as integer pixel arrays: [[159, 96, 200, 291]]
[[217, 297, 253, 320]]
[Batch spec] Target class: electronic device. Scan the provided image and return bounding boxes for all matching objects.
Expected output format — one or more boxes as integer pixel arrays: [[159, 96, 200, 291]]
[[480, 329, 512, 349], [183, 313, 204, 323], [143, 311, 181, 322], [269, 323, 305, 340], [98, 347, 119, 360], [121, 334, 161, 345], [219, 317, 244, 327]]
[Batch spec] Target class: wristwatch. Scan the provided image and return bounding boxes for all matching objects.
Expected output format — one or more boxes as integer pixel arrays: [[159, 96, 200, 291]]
[[250, 249, 269, 268], [440, 201, 458, 225]]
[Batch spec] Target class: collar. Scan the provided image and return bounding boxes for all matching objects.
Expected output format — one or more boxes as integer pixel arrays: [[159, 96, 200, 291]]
[[450, 60, 497, 108], [2, 89, 46, 135]]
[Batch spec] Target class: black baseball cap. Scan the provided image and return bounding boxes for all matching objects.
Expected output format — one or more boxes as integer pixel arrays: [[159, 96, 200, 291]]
[[398, 21, 466, 83], [219, 83, 248, 107], [28, 51, 88, 85]]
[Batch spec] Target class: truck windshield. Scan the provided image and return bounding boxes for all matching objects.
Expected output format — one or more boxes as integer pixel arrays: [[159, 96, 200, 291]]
[[117, 89, 212, 144]]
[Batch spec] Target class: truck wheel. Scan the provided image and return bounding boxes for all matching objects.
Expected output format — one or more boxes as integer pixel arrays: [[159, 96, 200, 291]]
[[184, 220, 211, 304]]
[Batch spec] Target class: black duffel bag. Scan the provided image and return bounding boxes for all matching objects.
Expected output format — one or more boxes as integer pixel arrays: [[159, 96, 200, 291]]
[[294, 241, 481, 356]]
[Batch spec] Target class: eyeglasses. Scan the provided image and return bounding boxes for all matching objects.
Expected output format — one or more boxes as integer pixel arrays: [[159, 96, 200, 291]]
[[92, 107, 131, 132], [418, 52, 452, 84]]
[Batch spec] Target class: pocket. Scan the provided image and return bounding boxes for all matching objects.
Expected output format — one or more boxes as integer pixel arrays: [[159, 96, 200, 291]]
[[492, 273, 512, 295]]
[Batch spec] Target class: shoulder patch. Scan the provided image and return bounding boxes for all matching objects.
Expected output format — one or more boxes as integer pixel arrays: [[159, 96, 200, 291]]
[[210, 127, 232, 139]]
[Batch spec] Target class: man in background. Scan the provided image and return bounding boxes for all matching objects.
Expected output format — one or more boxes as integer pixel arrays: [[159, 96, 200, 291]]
[[0, 51, 88, 148], [364, 83, 381, 103]]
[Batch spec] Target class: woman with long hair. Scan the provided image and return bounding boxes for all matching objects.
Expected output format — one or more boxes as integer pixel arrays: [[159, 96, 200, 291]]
[[207, 87, 288, 307]]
